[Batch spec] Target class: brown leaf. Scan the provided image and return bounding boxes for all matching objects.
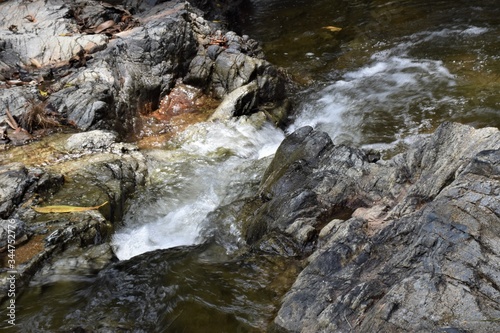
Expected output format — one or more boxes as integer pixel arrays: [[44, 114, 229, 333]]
[[94, 20, 116, 34]]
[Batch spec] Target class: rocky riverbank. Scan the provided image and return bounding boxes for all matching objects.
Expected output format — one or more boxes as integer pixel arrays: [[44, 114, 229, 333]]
[[252, 122, 500, 332], [0, 0, 288, 303], [1, 0, 500, 332], [0, 0, 288, 142]]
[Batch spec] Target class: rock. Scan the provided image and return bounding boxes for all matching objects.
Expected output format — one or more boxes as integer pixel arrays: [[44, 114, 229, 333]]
[[157, 82, 205, 117], [209, 81, 258, 121], [65, 130, 117, 152], [0, 0, 289, 136], [0, 163, 30, 219], [42, 144, 146, 223], [266, 123, 500, 332], [45, 0, 198, 131], [0, 87, 38, 123], [0, 131, 147, 303], [30, 243, 116, 285], [242, 126, 358, 249], [0, 1, 109, 67], [48, 81, 114, 131], [211, 52, 263, 98], [0, 218, 27, 249]]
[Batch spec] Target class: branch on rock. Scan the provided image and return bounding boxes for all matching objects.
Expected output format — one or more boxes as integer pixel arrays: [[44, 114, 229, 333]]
[[5, 106, 19, 131]]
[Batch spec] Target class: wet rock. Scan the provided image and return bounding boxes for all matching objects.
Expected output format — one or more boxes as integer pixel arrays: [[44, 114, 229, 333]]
[[43, 144, 147, 223], [20, 243, 299, 332], [243, 126, 360, 248], [0, 130, 147, 303], [30, 243, 116, 284], [0, 163, 66, 220], [158, 83, 205, 117], [65, 129, 117, 152], [209, 81, 259, 121], [266, 123, 500, 332]]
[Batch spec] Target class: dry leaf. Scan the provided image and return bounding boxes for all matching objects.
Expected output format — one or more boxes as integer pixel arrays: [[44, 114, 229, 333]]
[[5, 107, 19, 130], [33, 201, 108, 213], [322, 26, 342, 32], [94, 20, 116, 34], [39, 89, 49, 97], [30, 58, 42, 68]]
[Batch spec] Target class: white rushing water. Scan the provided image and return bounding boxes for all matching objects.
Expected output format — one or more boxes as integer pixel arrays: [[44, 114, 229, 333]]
[[112, 117, 285, 260], [289, 25, 489, 149], [112, 25, 490, 260]]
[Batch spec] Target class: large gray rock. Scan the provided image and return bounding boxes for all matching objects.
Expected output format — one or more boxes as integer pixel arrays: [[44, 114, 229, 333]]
[[46, 0, 198, 131], [263, 123, 500, 332], [0, 0, 288, 135]]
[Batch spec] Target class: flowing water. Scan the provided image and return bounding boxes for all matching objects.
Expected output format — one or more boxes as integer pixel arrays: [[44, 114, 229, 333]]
[[3, 0, 500, 331], [242, 0, 500, 154], [113, 116, 284, 260]]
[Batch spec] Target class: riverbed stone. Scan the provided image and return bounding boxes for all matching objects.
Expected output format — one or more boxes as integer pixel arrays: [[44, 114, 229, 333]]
[[0, 163, 30, 219]]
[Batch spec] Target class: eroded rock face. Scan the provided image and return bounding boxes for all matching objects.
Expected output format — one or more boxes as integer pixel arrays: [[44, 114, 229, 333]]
[[0, 0, 288, 137], [260, 123, 500, 332]]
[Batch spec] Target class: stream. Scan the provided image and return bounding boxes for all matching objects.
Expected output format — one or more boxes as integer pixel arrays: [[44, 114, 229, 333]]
[[3, 0, 500, 331]]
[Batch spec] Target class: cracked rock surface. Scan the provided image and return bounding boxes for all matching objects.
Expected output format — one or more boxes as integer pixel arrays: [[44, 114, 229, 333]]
[[0, 0, 288, 135], [236, 122, 500, 332]]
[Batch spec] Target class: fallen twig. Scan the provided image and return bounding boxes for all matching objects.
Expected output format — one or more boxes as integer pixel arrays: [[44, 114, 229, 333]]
[[5, 106, 19, 130]]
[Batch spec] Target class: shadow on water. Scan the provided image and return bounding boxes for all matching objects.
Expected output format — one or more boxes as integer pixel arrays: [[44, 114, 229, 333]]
[[11, 244, 301, 332]]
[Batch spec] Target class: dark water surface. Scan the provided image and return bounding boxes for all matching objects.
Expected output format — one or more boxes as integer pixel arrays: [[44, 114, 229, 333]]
[[2, 0, 500, 331]]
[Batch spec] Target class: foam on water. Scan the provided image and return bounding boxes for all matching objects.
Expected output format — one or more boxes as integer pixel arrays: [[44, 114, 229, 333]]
[[288, 52, 455, 145], [112, 117, 284, 260]]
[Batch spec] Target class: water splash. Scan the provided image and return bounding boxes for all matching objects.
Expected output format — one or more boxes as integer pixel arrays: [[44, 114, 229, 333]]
[[112, 116, 284, 260], [288, 53, 455, 145], [288, 24, 490, 147]]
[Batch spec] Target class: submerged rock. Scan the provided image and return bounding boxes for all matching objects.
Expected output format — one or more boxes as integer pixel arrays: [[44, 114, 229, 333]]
[[256, 123, 500, 332]]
